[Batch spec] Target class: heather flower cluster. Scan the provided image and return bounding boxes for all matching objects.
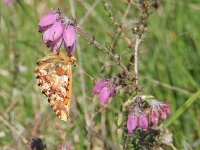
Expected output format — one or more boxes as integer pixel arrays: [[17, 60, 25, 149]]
[[92, 80, 116, 106], [126, 96, 170, 134], [127, 106, 148, 133], [147, 99, 170, 126], [38, 11, 76, 55]]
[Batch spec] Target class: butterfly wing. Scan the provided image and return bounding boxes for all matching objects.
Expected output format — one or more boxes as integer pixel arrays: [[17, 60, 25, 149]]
[[34, 52, 73, 121]]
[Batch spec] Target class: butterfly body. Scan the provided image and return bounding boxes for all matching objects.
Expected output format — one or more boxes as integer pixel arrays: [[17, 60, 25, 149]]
[[34, 52, 77, 121]]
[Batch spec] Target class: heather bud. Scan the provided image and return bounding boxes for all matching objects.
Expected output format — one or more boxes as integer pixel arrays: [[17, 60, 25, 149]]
[[48, 21, 63, 41], [127, 114, 138, 133], [99, 87, 112, 106], [160, 103, 170, 115], [126, 106, 149, 133], [92, 80, 116, 106], [149, 111, 159, 126], [138, 114, 148, 131], [38, 11, 77, 54], [147, 99, 170, 126], [63, 25, 76, 55], [48, 36, 63, 52], [160, 111, 167, 120], [42, 27, 51, 43], [38, 11, 60, 32], [93, 80, 107, 94]]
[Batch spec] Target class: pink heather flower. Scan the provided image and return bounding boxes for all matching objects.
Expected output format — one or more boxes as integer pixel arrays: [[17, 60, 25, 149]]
[[149, 110, 159, 126], [92, 80, 116, 106], [47, 36, 63, 53], [147, 99, 170, 126], [99, 87, 113, 106], [42, 21, 63, 43], [3, 0, 13, 5], [48, 21, 63, 41], [38, 11, 60, 32], [160, 111, 167, 120], [63, 25, 76, 55], [93, 80, 108, 94], [42, 27, 51, 43], [127, 113, 138, 133], [38, 11, 76, 55], [138, 114, 148, 131], [160, 103, 170, 115], [127, 106, 149, 133]]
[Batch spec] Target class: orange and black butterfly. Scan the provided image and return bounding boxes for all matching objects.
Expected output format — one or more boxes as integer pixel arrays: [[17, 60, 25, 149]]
[[34, 52, 77, 121]]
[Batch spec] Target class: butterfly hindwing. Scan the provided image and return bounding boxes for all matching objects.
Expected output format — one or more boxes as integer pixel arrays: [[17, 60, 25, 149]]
[[34, 52, 76, 121]]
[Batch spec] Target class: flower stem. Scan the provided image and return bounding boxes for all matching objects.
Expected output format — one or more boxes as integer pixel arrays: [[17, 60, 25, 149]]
[[76, 26, 131, 79], [134, 35, 141, 88]]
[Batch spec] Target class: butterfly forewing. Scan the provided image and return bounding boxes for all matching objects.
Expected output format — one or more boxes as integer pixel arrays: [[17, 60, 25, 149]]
[[34, 52, 76, 121]]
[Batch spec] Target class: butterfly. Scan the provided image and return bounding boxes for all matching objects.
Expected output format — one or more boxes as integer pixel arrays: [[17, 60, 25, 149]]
[[34, 52, 77, 121]]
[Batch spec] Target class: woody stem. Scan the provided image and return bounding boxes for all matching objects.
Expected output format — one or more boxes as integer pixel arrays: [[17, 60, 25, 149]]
[[134, 35, 141, 87]]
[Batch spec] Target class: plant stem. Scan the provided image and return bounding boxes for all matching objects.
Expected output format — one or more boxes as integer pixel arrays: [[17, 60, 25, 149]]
[[76, 26, 131, 79], [134, 35, 141, 87]]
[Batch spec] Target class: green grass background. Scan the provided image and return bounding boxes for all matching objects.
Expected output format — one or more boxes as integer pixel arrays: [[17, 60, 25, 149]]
[[0, 0, 200, 149]]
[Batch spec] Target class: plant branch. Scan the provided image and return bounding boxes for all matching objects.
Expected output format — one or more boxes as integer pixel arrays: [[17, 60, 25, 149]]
[[0, 115, 28, 144], [76, 26, 131, 79], [134, 35, 141, 87]]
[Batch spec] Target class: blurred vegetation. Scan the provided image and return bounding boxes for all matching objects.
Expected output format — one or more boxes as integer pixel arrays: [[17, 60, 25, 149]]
[[0, 0, 200, 149]]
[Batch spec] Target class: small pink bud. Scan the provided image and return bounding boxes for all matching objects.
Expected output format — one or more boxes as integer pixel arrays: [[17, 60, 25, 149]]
[[160, 103, 170, 114], [42, 27, 51, 43], [42, 21, 63, 43], [93, 80, 116, 106], [63, 25, 76, 55], [38, 11, 60, 32], [160, 111, 167, 120], [127, 114, 138, 133], [138, 114, 148, 131], [149, 114, 159, 126], [48, 36, 63, 53], [64, 42, 75, 56], [99, 87, 111, 106], [148, 99, 171, 126], [93, 81, 107, 94]]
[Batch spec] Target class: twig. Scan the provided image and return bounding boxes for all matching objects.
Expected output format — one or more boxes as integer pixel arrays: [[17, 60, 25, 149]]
[[104, 0, 132, 50], [5, 79, 34, 113], [76, 26, 131, 79], [0, 115, 28, 144], [134, 35, 141, 87], [79, 0, 100, 26], [143, 77, 194, 96], [81, 68, 96, 82], [110, 3, 131, 50], [87, 128, 121, 150], [78, 0, 103, 24]]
